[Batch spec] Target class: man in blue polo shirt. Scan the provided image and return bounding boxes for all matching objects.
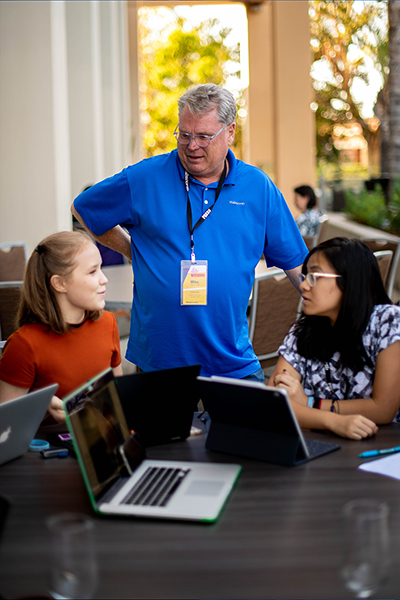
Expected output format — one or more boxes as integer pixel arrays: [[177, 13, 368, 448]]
[[72, 84, 308, 381]]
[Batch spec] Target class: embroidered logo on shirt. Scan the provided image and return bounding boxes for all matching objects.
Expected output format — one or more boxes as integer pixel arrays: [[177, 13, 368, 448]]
[[229, 201, 245, 206]]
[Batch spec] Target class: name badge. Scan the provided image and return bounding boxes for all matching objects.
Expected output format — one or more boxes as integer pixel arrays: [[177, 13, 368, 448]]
[[180, 260, 208, 306]]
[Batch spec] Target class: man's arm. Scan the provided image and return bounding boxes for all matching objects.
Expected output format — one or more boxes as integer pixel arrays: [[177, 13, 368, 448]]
[[71, 202, 132, 261], [284, 264, 303, 294]]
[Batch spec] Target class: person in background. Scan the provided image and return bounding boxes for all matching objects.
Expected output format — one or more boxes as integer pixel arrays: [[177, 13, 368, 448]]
[[72, 84, 308, 383], [0, 230, 122, 426], [269, 238, 400, 440], [294, 185, 321, 237]]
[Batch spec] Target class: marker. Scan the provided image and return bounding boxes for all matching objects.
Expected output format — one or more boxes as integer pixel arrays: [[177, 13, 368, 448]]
[[359, 446, 400, 458]]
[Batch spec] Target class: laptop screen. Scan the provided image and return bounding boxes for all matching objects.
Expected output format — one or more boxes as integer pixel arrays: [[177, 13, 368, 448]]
[[64, 370, 132, 499]]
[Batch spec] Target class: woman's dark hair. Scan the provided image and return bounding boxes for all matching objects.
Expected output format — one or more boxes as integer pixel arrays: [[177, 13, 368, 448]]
[[294, 237, 392, 372], [294, 185, 317, 209], [17, 230, 101, 335]]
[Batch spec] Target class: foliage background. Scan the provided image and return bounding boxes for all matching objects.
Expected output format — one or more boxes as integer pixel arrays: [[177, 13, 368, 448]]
[[345, 178, 400, 234], [138, 8, 245, 159], [309, 0, 388, 179]]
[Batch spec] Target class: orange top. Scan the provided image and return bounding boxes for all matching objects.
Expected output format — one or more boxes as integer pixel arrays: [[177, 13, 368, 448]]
[[0, 311, 121, 399]]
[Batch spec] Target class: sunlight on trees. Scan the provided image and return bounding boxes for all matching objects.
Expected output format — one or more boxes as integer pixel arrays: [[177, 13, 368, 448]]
[[138, 7, 245, 159], [309, 0, 388, 178]]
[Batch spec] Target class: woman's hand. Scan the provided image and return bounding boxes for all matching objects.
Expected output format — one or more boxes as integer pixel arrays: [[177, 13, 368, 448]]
[[329, 413, 378, 440], [273, 370, 308, 406], [48, 395, 65, 423]]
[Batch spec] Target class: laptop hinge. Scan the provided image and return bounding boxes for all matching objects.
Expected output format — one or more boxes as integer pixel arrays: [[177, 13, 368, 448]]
[[99, 476, 130, 504], [118, 444, 133, 475]]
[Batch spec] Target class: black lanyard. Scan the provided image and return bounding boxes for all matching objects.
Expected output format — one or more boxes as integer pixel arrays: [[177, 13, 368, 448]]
[[185, 159, 227, 262]]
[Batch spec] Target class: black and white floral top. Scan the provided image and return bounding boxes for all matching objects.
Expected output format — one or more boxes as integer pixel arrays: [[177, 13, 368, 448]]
[[278, 304, 400, 422], [296, 209, 321, 237]]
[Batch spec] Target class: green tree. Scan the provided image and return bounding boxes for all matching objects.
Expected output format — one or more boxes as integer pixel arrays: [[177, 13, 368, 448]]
[[139, 8, 243, 158], [388, 1, 400, 186], [309, 1, 388, 174]]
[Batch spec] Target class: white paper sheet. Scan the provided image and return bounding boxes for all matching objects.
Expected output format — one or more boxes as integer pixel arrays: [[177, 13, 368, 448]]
[[358, 452, 400, 480]]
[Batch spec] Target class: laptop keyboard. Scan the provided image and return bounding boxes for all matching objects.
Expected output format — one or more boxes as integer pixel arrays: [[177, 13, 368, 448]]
[[305, 437, 339, 457], [122, 466, 191, 508]]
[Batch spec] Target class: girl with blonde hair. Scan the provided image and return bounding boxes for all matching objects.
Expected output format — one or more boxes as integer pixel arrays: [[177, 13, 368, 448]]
[[0, 230, 122, 426]]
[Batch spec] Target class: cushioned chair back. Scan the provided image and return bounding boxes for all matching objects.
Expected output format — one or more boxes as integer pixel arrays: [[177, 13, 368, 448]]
[[0, 284, 22, 346], [249, 271, 301, 369], [373, 250, 393, 288], [362, 239, 400, 299], [0, 243, 27, 281]]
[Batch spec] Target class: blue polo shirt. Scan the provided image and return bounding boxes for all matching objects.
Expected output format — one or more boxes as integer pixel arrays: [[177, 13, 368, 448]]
[[74, 149, 308, 377]]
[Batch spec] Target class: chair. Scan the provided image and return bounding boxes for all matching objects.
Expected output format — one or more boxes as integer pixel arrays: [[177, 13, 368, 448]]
[[362, 239, 400, 299], [302, 214, 328, 250], [248, 268, 301, 369], [373, 250, 393, 288], [0, 241, 27, 281], [0, 242, 26, 352], [0, 281, 23, 352]]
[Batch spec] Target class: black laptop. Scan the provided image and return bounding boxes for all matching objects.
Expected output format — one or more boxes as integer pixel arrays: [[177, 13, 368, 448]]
[[115, 365, 201, 447], [197, 376, 340, 466]]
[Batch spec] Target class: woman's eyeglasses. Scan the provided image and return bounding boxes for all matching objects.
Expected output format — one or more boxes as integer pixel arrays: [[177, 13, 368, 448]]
[[299, 272, 341, 287]]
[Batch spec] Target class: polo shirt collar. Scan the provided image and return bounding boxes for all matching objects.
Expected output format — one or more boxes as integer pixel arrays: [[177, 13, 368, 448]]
[[175, 148, 237, 186]]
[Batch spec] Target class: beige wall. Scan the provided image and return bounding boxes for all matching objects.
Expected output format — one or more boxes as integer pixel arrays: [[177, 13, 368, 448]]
[[0, 0, 315, 254], [0, 1, 132, 255], [0, 2, 58, 249], [247, 1, 315, 213]]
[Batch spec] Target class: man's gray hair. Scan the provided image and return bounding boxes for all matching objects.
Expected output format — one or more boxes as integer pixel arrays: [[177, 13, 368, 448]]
[[178, 84, 236, 126]]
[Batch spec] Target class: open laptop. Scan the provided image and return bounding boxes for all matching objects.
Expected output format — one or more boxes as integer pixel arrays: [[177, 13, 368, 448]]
[[0, 384, 59, 466], [115, 364, 201, 447], [63, 369, 241, 522], [197, 376, 340, 466]]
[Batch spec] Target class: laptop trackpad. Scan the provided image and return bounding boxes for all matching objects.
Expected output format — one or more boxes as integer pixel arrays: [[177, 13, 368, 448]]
[[185, 481, 225, 497]]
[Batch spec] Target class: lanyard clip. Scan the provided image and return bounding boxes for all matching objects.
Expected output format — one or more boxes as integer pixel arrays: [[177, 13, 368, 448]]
[[190, 234, 195, 263]]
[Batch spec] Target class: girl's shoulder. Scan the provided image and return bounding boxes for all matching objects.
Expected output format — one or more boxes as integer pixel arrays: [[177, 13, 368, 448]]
[[10, 312, 116, 339], [366, 304, 400, 336], [100, 309, 117, 321], [370, 303, 400, 322], [10, 322, 51, 340], [89, 310, 117, 326], [1, 323, 54, 359], [84, 310, 118, 333]]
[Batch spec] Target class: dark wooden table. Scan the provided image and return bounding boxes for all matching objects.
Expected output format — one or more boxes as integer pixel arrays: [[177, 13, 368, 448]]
[[1, 421, 400, 599]]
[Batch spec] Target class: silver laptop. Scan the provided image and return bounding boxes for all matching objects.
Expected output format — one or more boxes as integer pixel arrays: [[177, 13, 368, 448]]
[[63, 369, 241, 522], [0, 384, 59, 466]]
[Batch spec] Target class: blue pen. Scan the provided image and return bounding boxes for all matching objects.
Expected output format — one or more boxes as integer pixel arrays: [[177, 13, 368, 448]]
[[359, 446, 400, 458]]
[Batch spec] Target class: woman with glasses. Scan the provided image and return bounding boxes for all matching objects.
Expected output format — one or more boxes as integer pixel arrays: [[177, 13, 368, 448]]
[[269, 237, 400, 439]]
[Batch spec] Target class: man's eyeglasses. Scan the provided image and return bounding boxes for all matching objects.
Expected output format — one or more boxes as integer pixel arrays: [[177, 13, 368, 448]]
[[299, 272, 341, 287], [174, 125, 226, 148]]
